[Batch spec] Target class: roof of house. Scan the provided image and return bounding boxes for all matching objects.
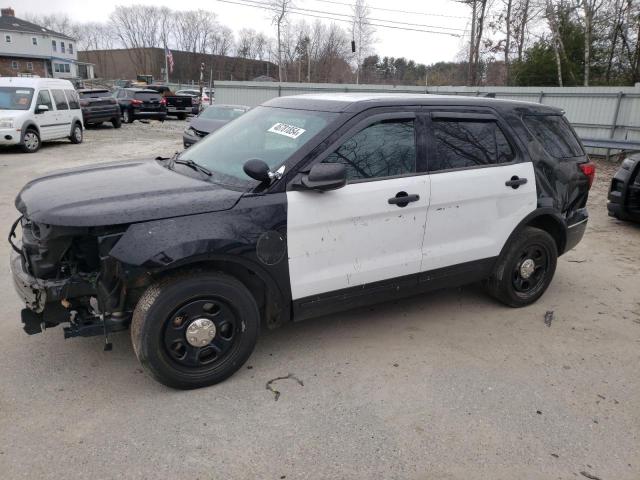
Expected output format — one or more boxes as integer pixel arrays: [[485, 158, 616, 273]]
[[0, 14, 74, 40]]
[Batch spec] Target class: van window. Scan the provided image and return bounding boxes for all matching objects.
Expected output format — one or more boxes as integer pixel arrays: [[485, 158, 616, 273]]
[[523, 115, 584, 158], [64, 90, 80, 109], [52, 89, 69, 110], [36, 90, 53, 110], [430, 119, 515, 171], [0, 87, 34, 110]]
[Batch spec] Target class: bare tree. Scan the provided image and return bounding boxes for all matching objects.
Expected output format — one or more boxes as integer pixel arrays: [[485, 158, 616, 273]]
[[576, 0, 605, 85], [351, 0, 375, 84], [110, 6, 166, 72], [269, 0, 294, 81], [459, 0, 489, 85]]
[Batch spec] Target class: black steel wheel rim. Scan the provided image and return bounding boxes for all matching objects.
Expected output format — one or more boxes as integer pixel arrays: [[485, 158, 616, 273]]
[[512, 243, 550, 297], [163, 297, 240, 371]]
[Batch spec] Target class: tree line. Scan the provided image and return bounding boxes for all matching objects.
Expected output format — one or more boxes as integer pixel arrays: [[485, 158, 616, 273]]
[[27, 0, 640, 86]]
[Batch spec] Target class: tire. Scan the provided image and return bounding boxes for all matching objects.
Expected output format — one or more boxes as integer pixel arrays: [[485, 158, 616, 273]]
[[123, 109, 134, 123], [177, 113, 187, 120], [131, 271, 260, 389], [69, 123, 83, 144], [21, 128, 40, 153], [112, 116, 122, 129], [485, 226, 557, 308]]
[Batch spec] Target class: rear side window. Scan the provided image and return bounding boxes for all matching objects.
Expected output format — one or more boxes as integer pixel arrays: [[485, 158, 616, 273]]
[[51, 89, 68, 110], [323, 118, 416, 181], [523, 115, 583, 158], [64, 90, 79, 109], [430, 119, 514, 171], [36, 90, 53, 110]]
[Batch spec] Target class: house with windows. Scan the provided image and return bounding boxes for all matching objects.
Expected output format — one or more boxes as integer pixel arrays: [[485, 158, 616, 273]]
[[0, 7, 93, 79]]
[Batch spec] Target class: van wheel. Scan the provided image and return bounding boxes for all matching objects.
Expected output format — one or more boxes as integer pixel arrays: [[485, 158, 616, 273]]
[[131, 272, 260, 389], [485, 226, 557, 308], [112, 116, 122, 129], [69, 123, 83, 144], [21, 128, 40, 153], [123, 109, 133, 123]]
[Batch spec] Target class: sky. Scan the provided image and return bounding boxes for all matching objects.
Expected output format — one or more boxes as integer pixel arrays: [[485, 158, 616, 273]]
[[12, 0, 472, 65]]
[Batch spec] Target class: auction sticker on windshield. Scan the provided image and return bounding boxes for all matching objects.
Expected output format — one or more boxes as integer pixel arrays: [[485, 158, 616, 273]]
[[268, 123, 306, 139]]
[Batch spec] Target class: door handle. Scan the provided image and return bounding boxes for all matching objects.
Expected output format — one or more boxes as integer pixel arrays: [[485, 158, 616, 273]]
[[388, 192, 420, 207], [505, 176, 527, 189]]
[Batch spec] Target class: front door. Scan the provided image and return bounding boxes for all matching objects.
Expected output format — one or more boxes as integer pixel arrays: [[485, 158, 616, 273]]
[[33, 89, 57, 140], [421, 112, 537, 272], [287, 114, 430, 300]]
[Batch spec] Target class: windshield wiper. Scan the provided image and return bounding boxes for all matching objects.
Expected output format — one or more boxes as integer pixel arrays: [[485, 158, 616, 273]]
[[172, 158, 212, 177]]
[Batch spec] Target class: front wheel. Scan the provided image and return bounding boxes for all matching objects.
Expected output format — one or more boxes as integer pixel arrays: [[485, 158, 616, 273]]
[[21, 128, 40, 153], [485, 226, 557, 308], [131, 271, 260, 389], [69, 123, 83, 144]]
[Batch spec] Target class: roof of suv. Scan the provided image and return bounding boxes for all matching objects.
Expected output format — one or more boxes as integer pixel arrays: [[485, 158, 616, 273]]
[[264, 92, 562, 115]]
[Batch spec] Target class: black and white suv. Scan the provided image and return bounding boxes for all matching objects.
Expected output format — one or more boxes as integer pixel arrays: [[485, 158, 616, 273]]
[[10, 93, 594, 389]]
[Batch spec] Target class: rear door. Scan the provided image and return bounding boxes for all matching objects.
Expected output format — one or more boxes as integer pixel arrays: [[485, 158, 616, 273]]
[[287, 112, 430, 300], [33, 89, 57, 140], [51, 89, 71, 138], [421, 111, 537, 272]]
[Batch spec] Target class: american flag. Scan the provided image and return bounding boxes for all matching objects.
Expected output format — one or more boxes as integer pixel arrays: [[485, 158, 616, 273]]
[[165, 48, 174, 73]]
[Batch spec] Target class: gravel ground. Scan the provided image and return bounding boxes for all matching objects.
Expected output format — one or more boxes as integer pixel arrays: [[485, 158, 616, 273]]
[[0, 120, 639, 480]]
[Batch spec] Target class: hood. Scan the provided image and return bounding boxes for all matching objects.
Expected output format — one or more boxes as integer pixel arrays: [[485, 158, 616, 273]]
[[15, 159, 243, 227], [190, 117, 228, 134]]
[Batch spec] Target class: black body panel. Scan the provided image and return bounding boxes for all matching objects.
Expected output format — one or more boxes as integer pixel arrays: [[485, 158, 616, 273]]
[[608, 154, 640, 222], [15, 159, 242, 226]]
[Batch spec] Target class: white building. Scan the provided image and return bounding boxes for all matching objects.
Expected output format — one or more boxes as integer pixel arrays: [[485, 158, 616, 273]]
[[0, 7, 93, 79]]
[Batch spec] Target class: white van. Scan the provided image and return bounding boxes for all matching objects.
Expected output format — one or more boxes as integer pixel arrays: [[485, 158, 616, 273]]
[[0, 77, 84, 153]]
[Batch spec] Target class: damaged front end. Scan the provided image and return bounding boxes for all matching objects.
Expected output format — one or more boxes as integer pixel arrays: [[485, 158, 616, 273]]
[[9, 216, 131, 345]]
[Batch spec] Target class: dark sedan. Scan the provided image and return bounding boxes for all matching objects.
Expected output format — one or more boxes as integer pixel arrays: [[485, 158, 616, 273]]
[[182, 104, 250, 148], [78, 89, 122, 128]]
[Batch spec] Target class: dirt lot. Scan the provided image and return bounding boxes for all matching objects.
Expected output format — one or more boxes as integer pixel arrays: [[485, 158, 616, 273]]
[[0, 120, 639, 480]]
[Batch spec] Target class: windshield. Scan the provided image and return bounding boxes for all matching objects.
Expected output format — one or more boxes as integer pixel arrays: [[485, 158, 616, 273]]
[[79, 90, 111, 98], [0, 87, 34, 110], [134, 92, 161, 101], [180, 106, 337, 186], [200, 106, 247, 121]]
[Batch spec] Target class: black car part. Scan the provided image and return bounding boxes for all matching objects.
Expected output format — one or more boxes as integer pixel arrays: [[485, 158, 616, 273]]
[[608, 154, 640, 222]]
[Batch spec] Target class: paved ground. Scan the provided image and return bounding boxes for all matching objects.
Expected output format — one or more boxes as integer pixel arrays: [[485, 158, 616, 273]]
[[0, 120, 639, 480]]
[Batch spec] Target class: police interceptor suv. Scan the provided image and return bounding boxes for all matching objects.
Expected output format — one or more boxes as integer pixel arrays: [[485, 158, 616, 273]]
[[10, 93, 594, 389]]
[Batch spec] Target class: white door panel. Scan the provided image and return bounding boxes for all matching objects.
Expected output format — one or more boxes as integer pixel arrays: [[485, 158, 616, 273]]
[[287, 175, 430, 300], [421, 162, 537, 271]]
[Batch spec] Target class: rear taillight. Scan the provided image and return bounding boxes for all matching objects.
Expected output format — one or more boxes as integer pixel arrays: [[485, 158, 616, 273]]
[[131, 99, 142, 106], [79, 100, 88, 107], [160, 98, 167, 105], [110, 98, 117, 104], [579, 162, 596, 189]]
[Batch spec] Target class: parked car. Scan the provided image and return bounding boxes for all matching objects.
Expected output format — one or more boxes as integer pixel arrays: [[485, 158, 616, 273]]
[[176, 88, 214, 113], [10, 93, 594, 389], [77, 88, 122, 128], [146, 85, 193, 120], [608, 154, 640, 222], [182, 104, 250, 148], [0, 77, 83, 153], [114, 88, 167, 123]]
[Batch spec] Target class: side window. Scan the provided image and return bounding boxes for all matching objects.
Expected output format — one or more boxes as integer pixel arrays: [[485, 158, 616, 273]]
[[36, 90, 53, 110], [52, 89, 69, 110], [65, 90, 79, 109], [52, 40, 57, 51], [323, 118, 416, 182], [523, 115, 583, 158], [430, 119, 514, 171]]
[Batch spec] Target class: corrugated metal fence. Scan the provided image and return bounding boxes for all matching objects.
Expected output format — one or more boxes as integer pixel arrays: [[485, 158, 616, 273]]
[[209, 81, 640, 154]]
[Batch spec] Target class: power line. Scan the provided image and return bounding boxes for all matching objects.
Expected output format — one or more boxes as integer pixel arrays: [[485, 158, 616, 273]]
[[213, 0, 463, 37], [308, 0, 468, 20]]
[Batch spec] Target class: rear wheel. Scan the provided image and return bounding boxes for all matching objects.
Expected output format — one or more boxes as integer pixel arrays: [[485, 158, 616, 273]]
[[131, 271, 260, 389], [21, 128, 40, 153], [112, 116, 122, 129], [69, 123, 83, 144], [485, 226, 557, 307], [177, 113, 187, 120]]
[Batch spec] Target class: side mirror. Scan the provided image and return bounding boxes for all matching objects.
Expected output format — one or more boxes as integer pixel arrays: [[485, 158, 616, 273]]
[[35, 104, 49, 114], [243, 158, 271, 183], [299, 163, 347, 191]]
